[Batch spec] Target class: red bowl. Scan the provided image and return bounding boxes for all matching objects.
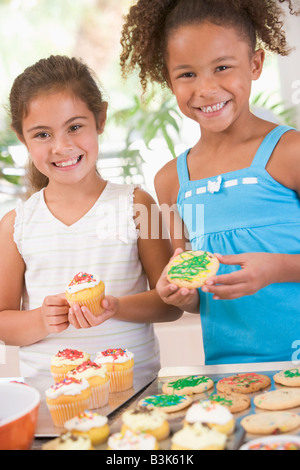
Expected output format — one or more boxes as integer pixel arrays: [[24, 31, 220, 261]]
[[0, 382, 40, 450]]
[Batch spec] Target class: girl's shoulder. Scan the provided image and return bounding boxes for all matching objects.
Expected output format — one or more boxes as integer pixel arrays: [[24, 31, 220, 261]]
[[267, 128, 300, 192], [0, 209, 17, 238], [154, 157, 180, 206]]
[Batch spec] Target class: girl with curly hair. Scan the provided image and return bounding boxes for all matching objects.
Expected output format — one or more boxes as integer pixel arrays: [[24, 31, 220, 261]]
[[120, 0, 300, 365]]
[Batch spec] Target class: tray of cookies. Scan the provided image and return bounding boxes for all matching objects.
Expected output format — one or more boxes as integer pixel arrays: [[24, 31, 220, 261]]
[[94, 361, 300, 450], [34, 361, 300, 450]]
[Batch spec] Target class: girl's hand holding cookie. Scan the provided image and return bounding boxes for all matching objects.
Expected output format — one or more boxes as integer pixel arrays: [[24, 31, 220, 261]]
[[68, 295, 119, 329], [202, 252, 283, 300], [156, 248, 200, 313]]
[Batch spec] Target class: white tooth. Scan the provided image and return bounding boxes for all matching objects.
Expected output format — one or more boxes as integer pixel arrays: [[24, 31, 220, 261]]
[[201, 101, 226, 113], [56, 157, 79, 168]]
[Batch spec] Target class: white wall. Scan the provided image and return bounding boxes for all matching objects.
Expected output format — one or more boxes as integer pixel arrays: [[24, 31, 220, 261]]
[[278, 10, 300, 128]]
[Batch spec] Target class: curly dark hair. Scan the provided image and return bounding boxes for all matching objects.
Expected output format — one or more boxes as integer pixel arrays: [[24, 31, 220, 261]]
[[120, 0, 299, 92]]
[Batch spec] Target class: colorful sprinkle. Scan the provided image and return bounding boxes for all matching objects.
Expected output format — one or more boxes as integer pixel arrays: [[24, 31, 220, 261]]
[[68, 272, 97, 286], [57, 349, 85, 361]]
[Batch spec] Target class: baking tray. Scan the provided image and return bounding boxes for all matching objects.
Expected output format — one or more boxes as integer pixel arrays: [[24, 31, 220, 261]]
[[102, 361, 300, 451], [27, 370, 156, 438]]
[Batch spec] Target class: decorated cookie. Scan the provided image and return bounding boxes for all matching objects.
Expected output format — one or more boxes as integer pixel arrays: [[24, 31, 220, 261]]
[[241, 411, 300, 435], [208, 392, 251, 414], [166, 251, 219, 289], [162, 375, 214, 396], [217, 373, 271, 394], [274, 368, 300, 387], [254, 389, 300, 411], [138, 394, 192, 413]]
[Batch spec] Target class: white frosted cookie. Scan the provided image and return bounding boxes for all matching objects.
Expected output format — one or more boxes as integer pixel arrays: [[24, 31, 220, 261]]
[[166, 251, 219, 288]]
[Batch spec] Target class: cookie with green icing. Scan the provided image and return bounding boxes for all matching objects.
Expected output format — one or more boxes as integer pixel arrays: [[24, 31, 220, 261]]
[[138, 394, 192, 413], [166, 251, 219, 288], [208, 392, 251, 414], [162, 375, 214, 396], [274, 367, 300, 387]]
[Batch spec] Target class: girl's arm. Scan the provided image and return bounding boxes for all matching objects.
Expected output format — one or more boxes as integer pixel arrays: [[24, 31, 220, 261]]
[[116, 187, 183, 322], [0, 210, 69, 346], [154, 161, 200, 313], [203, 129, 300, 300]]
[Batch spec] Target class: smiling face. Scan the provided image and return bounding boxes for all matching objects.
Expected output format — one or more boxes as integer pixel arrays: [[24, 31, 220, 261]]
[[21, 90, 107, 189], [166, 22, 264, 134]]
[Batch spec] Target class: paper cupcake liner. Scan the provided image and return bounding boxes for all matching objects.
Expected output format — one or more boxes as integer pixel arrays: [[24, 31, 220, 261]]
[[51, 372, 68, 383], [47, 398, 90, 427], [89, 381, 110, 409], [69, 293, 105, 317], [108, 367, 134, 393]]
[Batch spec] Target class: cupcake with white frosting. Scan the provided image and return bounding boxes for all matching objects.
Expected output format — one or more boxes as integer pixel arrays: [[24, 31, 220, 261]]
[[65, 272, 105, 317], [184, 399, 235, 435], [50, 348, 90, 383], [42, 432, 93, 450], [121, 407, 170, 441], [64, 410, 110, 446], [171, 422, 227, 450], [66, 360, 110, 409], [107, 429, 159, 450], [95, 348, 134, 392], [45, 377, 91, 427]]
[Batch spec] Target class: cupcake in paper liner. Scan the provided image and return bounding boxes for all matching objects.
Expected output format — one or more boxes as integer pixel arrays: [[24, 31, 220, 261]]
[[95, 348, 134, 393], [64, 411, 110, 446], [67, 360, 110, 409], [45, 377, 91, 428], [65, 272, 105, 317], [107, 429, 159, 450], [50, 348, 90, 383]]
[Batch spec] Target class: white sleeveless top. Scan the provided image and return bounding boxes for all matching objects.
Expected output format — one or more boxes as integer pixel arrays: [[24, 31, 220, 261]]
[[14, 181, 160, 377]]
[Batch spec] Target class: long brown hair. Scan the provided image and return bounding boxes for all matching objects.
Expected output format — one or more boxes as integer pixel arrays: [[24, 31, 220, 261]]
[[9, 55, 106, 198]]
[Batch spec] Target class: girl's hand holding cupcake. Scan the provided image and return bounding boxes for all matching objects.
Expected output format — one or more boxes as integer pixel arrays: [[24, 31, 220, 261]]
[[68, 295, 119, 329], [41, 294, 70, 334]]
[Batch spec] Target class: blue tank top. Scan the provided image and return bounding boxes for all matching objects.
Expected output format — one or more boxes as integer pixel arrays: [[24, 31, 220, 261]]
[[177, 125, 300, 365]]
